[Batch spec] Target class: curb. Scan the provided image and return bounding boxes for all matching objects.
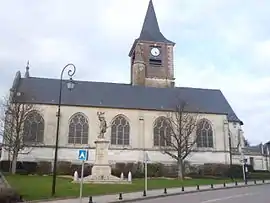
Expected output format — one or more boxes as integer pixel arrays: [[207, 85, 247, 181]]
[[26, 196, 79, 203], [108, 182, 270, 203], [23, 181, 270, 203]]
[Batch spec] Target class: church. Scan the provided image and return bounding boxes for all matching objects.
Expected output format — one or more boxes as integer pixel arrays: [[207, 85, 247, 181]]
[[1, 0, 268, 170]]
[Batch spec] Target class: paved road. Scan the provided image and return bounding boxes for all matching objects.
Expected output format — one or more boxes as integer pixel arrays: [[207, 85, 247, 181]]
[[136, 184, 269, 203]]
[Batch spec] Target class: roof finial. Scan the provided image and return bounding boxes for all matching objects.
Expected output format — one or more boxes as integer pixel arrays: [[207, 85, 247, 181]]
[[25, 60, 30, 78]]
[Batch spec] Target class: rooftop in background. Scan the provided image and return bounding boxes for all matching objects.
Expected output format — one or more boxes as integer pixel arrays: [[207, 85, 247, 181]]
[[11, 72, 243, 125]]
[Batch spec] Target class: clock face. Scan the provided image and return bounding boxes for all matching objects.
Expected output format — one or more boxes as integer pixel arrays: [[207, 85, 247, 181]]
[[150, 47, 160, 57]]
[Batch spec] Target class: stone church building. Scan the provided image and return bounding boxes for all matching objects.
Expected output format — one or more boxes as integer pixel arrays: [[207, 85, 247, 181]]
[[1, 0, 269, 170]]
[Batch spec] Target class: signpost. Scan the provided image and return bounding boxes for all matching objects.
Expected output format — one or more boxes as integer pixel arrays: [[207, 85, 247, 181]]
[[239, 147, 246, 182], [78, 149, 88, 203], [144, 151, 149, 194]]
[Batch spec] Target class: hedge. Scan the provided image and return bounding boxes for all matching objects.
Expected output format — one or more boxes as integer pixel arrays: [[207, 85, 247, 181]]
[[1, 160, 270, 180], [248, 172, 270, 180], [188, 163, 256, 180]]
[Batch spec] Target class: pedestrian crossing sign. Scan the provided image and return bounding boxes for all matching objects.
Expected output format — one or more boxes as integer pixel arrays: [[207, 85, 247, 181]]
[[78, 149, 88, 161]]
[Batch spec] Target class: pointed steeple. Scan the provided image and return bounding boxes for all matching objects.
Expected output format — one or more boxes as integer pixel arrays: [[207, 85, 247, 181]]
[[25, 60, 30, 78], [139, 0, 174, 44], [129, 0, 175, 56]]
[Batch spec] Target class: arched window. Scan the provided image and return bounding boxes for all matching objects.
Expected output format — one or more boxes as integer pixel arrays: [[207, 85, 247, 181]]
[[23, 111, 44, 143], [68, 113, 89, 144], [196, 119, 213, 148], [111, 115, 130, 145], [153, 117, 171, 146]]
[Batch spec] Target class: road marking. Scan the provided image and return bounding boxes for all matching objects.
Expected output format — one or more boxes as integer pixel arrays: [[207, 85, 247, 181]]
[[200, 192, 259, 203]]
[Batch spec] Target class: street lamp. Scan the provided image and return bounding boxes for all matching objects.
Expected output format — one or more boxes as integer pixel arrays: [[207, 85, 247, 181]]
[[139, 116, 148, 196], [51, 63, 76, 196]]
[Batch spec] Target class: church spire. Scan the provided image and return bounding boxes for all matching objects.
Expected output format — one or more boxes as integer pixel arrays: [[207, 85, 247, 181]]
[[139, 0, 174, 44], [129, 0, 174, 56], [24, 60, 30, 78]]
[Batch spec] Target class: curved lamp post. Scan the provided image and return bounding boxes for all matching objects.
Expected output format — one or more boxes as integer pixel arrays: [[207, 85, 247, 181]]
[[51, 63, 76, 196]]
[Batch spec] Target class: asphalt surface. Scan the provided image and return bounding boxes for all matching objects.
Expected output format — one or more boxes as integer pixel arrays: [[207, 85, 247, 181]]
[[135, 184, 269, 203]]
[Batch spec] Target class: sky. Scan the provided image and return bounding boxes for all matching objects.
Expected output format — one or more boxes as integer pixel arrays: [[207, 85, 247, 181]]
[[0, 0, 270, 145]]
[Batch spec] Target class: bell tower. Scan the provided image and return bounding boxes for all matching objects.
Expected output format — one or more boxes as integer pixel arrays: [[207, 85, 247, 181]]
[[129, 0, 175, 88]]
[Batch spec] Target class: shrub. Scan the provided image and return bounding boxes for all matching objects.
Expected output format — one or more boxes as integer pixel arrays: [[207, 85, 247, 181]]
[[69, 163, 92, 178], [163, 164, 178, 178], [124, 163, 135, 176], [0, 187, 22, 203], [82, 164, 92, 177], [57, 161, 71, 175], [248, 172, 270, 180], [21, 161, 37, 174], [133, 162, 144, 178], [111, 162, 146, 178], [0, 161, 11, 172], [197, 163, 230, 177], [0, 161, 38, 174], [246, 164, 254, 173], [111, 162, 127, 177], [70, 164, 81, 176], [36, 161, 51, 175], [147, 163, 163, 177], [225, 164, 243, 179], [188, 163, 244, 179]]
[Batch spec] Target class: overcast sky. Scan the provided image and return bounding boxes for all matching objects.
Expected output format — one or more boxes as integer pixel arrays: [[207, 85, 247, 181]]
[[0, 0, 269, 145]]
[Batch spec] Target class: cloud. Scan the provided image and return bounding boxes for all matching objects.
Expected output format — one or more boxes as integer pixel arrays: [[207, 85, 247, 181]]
[[253, 40, 270, 67], [0, 0, 270, 145], [176, 57, 270, 144]]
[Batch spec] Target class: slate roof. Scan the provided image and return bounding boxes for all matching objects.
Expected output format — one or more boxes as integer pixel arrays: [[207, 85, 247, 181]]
[[138, 0, 174, 44], [128, 0, 175, 56], [13, 75, 243, 124]]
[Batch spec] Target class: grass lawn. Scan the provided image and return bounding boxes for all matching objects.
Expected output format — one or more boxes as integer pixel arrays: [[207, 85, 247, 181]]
[[6, 175, 235, 201]]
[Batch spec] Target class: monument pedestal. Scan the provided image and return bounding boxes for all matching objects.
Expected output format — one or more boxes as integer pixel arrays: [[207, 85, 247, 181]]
[[75, 138, 130, 184]]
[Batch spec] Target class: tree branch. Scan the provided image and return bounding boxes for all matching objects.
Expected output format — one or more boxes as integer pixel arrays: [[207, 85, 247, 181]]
[[159, 99, 200, 163], [0, 95, 42, 157]]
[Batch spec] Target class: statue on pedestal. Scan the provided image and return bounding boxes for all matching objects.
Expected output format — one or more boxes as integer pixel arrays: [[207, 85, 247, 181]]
[[97, 112, 107, 139], [71, 111, 131, 184]]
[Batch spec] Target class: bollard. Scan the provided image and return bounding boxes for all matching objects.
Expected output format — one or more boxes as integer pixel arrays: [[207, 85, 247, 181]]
[[88, 196, 93, 203], [119, 193, 123, 200], [143, 190, 146, 197], [245, 180, 247, 185], [181, 186, 184, 191], [263, 180, 265, 183], [223, 182, 226, 187], [197, 185, 200, 190], [164, 188, 167, 194], [235, 181, 238, 186], [210, 184, 213, 189], [254, 180, 256, 184]]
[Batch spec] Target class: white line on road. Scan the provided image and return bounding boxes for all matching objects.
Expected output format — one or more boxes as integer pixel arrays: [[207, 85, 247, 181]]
[[200, 192, 259, 203]]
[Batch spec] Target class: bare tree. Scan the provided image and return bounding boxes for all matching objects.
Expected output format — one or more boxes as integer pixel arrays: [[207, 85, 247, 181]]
[[159, 100, 200, 180], [0, 95, 43, 174]]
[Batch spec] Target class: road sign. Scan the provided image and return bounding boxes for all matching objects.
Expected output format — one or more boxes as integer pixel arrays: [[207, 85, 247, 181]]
[[144, 151, 150, 162], [78, 149, 88, 203], [78, 149, 88, 161]]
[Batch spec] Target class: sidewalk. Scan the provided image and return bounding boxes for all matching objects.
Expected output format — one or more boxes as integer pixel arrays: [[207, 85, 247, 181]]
[[31, 180, 269, 203]]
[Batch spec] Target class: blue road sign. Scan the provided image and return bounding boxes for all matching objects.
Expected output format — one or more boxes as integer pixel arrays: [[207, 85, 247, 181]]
[[78, 149, 88, 161]]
